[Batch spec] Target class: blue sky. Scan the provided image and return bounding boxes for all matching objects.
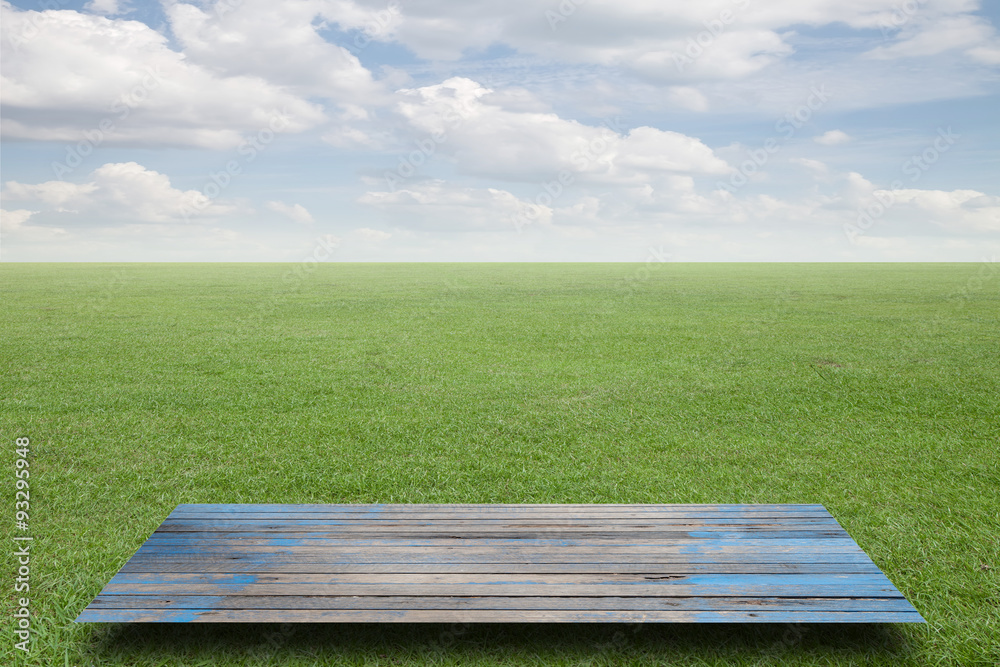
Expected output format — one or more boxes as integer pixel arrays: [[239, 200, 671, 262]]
[[1, 0, 998, 261]]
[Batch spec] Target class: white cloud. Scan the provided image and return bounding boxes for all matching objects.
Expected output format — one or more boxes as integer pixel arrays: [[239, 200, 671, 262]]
[[84, 0, 127, 15], [371, 154, 993, 245], [0, 208, 68, 240], [615, 127, 730, 175], [266, 201, 314, 224], [887, 188, 1000, 232], [787, 167, 1000, 240], [356, 0, 986, 80], [2, 162, 237, 222], [791, 157, 829, 174], [814, 130, 851, 145], [866, 14, 996, 60], [164, 0, 382, 104], [354, 227, 392, 241], [1, 208, 36, 233], [966, 41, 1000, 65], [0, 3, 325, 148], [626, 28, 794, 82], [836, 171, 879, 209], [379, 1, 790, 68], [359, 181, 549, 230], [388, 77, 730, 184], [547, 172, 722, 226], [1, 180, 98, 210], [665, 86, 710, 112]]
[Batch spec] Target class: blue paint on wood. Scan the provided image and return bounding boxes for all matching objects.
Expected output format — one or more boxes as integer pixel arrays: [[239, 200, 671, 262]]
[[106, 572, 894, 587], [76, 608, 203, 623], [141, 536, 865, 549], [75, 608, 925, 623]]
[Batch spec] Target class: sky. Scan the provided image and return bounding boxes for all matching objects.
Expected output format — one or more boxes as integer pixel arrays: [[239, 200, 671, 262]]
[[1, 0, 998, 261]]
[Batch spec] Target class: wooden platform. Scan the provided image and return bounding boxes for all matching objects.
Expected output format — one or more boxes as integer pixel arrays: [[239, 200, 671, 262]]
[[75, 504, 924, 623]]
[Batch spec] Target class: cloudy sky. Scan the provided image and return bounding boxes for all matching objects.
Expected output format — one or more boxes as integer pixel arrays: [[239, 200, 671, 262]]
[[1, 0, 998, 261]]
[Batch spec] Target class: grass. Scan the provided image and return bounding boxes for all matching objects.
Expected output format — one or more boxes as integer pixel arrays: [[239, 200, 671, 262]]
[[1, 262, 998, 666]]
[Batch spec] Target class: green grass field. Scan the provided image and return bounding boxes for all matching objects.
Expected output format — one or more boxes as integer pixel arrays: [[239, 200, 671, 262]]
[[2, 262, 998, 666]]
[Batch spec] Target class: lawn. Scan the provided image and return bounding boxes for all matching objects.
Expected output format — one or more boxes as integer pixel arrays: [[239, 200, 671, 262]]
[[2, 262, 997, 666]]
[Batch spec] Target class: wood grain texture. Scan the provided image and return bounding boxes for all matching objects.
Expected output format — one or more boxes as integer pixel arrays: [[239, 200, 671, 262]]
[[75, 504, 925, 624]]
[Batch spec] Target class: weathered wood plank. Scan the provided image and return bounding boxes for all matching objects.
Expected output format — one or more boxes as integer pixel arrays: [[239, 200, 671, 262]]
[[118, 551, 878, 565], [86, 595, 917, 612], [107, 572, 894, 586], [118, 560, 884, 575], [144, 531, 850, 543], [154, 521, 846, 532], [162, 510, 836, 525], [134, 540, 867, 553], [96, 583, 902, 597], [156, 519, 845, 531], [170, 503, 829, 512], [75, 608, 925, 623], [152, 520, 850, 530], [166, 517, 840, 524]]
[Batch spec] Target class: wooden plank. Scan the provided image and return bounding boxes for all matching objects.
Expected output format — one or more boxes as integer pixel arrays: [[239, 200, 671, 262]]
[[133, 541, 868, 553], [96, 583, 902, 597], [162, 520, 840, 529], [156, 519, 845, 530], [162, 511, 837, 525], [108, 572, 894, 586], [154, 520, 846, 528], [160, 507, 842, 519], [170, 503, 829, 511], [166, 512, 839, 526], [145, 532, 851, 543], [154, 521, 846, 531], [143, 531, 850, 543], [119, 547, 874, 567], [118, 560, 885, 575], [86, 595, 917, 612], [75, 608, 925, 623]]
